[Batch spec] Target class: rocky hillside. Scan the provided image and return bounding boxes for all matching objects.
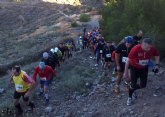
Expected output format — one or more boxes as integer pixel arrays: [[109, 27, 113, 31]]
[[0, 1, 165, 117], [0, 1, 102, 75], [0, 48, 165, 117]]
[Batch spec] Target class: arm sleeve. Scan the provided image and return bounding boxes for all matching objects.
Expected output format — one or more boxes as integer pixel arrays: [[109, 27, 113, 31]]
[[151, 46, 159, 56]]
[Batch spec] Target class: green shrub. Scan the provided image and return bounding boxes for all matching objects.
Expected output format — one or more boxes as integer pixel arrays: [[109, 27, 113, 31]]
[[79, 14, 91, 22], [100, 0, 165, 57], [71, 21, 78, 27], [86, 6, 93, 12]]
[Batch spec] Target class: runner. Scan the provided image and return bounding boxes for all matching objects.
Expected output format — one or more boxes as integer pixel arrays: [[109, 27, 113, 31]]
[[77, 36, 83, 52], [118, 30, 143, 45], [32, 61, 57, 104], [41, 51, 56, 83], [58, 43, 66, 62], [103, 41, 115, 70], [114, 36, 134, 94], [65, 41, 73, 59], [95, 38, 105, 66], [54, 47, 62, 63], [9, 65, 35, 116], [83, 34, 88, 49], [62, 43, 68, 61], [124, 38, 160, 106], [92, 35, 98, 58]]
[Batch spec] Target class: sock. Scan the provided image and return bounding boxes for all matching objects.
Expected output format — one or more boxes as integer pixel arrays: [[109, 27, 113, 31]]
[[45, 93, 49, 99]]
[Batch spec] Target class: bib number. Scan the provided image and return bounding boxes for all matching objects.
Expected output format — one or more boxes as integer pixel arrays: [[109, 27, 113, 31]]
[[15, 84, 23, 91], [139, 60, 149, 66], [100, 50, 103, 54], [106, 54, 111, 58], [40, 77, 47, 81], [122, 57, 128, 63]]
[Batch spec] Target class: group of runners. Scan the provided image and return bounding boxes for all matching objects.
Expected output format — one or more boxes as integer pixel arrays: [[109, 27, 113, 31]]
[[9, 40, 75, 116], [78, 28, 160, 106], [8, 27, 160, 117]]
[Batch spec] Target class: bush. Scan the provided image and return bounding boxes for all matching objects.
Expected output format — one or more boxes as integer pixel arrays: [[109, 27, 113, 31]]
[[100, 0, 165, 57], [79, 14, 91, 22], [86, 6, 93, 12], [56, 65, 97, 94], [71, 21, 78, 27]]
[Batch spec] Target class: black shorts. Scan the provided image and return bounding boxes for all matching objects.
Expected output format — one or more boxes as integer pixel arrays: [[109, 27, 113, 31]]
[[14, 91, 29, 102], [130, 65, 148, 89], [105, 57, 112, 62]]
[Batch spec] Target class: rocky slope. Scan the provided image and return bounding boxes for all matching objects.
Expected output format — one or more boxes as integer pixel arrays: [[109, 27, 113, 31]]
[[0, 1, 102, 75]]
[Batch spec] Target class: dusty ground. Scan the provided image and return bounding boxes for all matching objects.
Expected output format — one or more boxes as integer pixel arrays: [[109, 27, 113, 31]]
[[0, 49, 165, 117]]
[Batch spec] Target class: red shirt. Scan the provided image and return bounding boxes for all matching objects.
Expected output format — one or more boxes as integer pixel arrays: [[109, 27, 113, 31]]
[[32, 65, 56, 81], [128, 44, 159, 68]]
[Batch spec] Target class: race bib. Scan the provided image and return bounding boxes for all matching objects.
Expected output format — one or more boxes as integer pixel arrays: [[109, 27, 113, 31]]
[[122, 57, 128, 63], [106, 54, 111, 58], [139, 59, 149, 66], [100, 50, 103, 54], [15, 84, 23, 91], [40, 77, 47, 81]]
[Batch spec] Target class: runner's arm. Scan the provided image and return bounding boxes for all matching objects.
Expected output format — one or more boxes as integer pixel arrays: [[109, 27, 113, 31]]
[[115, 45, 121, 67], [152, 47, 160, 65], [8, 69, 14, 85], [32, 67, 38, 82], [23, 73, 36, 93], [124, 58, 130, 74], [9, 75, 14, 85], [23, 73, 35, 84], [154, 56, 160, 65], [115, 53, 120, 67]]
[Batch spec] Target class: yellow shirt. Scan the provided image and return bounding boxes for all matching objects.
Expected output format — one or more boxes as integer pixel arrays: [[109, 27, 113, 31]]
[[12, 71, 31, 93]]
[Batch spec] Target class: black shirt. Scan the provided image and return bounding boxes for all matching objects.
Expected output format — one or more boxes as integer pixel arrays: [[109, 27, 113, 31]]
[[103, 45, 115, 59], [41, 51, 56, 69], [116, 43, 133, 64]]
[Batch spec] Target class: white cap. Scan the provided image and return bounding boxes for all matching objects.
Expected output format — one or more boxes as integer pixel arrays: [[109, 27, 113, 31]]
[[43, 52, 49, 58], [54, 47, 59, 53], [50, 48, 55, 53]]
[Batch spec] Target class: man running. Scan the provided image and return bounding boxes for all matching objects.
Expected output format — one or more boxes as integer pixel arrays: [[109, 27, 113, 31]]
[[41, 51, 57, 83], [9, 65, 35, 116], [77, 36, 83, 52], [124, 38, 160, 106], [32, 61, 56, 104], [103, 41, 115, 70], [58, 43, 66, 62], [114, 36, 134, 94], [95, 38, 105, 66]]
